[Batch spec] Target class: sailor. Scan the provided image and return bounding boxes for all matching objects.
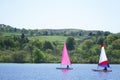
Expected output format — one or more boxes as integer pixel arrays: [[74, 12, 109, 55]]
[[103, 67, 107, 71], [67, 65, 69, 68]]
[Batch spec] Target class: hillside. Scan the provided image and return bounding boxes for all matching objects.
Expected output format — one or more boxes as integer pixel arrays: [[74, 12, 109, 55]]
[[0, 24, 111, 37], [0, 24, 120, 63]]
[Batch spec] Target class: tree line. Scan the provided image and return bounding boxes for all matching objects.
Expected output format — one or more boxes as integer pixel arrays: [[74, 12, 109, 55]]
[[0, 24, 120, 63], [0, 33, 76, 63], [0, 24, 111, 37]]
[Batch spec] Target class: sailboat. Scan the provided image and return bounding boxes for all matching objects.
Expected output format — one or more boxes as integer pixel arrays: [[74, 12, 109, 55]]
[[92, 42, 112, 72], [56, 42, 73, 70]]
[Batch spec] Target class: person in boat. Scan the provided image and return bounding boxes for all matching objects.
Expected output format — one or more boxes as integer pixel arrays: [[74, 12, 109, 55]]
[[67, 65, 69, 69], [103, 67, 107, 71]]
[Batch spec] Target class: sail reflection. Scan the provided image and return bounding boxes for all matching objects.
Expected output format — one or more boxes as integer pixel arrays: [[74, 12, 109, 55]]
[[61, 69, 69, 73], [61, 69, 70, 80]]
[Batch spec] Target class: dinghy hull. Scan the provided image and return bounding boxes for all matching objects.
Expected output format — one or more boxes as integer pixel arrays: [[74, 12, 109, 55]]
[[92, 69, 112, 72], [56, 67, 73, 70]]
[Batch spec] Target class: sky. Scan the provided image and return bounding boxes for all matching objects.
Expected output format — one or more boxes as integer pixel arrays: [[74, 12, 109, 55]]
[[0, 0, 120, 33]]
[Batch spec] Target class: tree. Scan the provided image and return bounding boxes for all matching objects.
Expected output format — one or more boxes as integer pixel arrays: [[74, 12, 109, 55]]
[[24, 43, 34, 63], [12, 51, 26, 63], [19, 33, 29, 48], [66, 37, 75, 50], [30, 30, 34, 36], [43, 31, 48, 36], [97, 37, 104, 44], [104, 31, 110, 36], [33, 48, 44, 63], [32, 40, 42, 49], [4, 38, 15, 48], [42, 41, 53, 50], [0, 37, 5, 49], [21, 33, 25, 39], [106, 34, 117, 44], [14, 28, 17, 32], [112, 39, 120, 49], [96, 31, 103, 36], [21, 28, 28, 34], [88, 32, 93, 36], [81, 39, 93, 51]]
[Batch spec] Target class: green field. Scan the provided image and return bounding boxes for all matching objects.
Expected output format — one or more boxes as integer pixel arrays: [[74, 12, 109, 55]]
[[29, 36, 87, 42], [2, 32, 21, 36], [1, 32, 87, 43]]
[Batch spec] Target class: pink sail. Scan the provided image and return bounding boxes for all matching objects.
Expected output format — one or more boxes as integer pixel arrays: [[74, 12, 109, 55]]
[[98, 43, 109, 67], [61, 43, 71, 65]]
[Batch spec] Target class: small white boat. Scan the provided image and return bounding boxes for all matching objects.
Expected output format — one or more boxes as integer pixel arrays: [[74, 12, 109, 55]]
[[92, 42, 112, 72]]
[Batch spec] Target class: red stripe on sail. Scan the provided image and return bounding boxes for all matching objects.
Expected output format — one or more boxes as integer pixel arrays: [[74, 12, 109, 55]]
[[99, 60, 108, 65]]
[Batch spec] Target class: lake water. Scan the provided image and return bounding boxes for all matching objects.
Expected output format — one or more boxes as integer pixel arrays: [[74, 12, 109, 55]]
[[0, 64, 119, 80]]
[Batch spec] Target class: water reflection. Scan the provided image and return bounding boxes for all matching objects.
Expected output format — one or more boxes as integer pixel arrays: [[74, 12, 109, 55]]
[[96, 71, 110, 80], [61, 69, 70, 80], [61, 69, 69, 73]]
